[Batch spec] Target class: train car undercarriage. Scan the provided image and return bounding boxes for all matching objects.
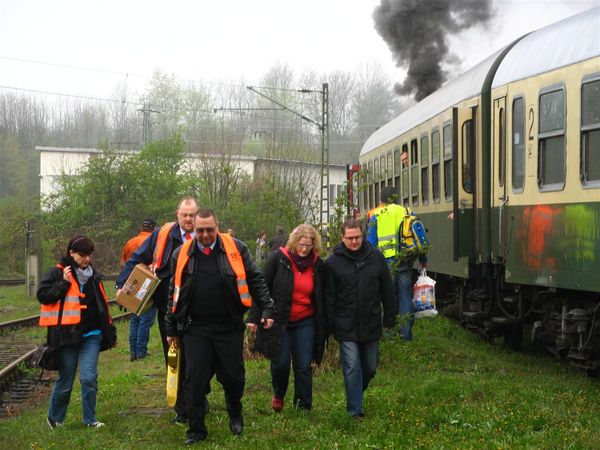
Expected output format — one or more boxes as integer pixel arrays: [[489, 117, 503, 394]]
[[435, 265, 600, 376]]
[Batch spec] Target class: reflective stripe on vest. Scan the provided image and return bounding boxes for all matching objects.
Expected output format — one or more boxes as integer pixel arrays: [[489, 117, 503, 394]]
[[151, 222, 176, 273], [171, 234, 252, 313], [39, 264, 85, 326], [374, 203, 407, 259]]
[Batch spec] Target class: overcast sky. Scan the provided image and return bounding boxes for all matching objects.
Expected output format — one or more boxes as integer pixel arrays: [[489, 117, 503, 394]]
[[0, 0, 597, 102]]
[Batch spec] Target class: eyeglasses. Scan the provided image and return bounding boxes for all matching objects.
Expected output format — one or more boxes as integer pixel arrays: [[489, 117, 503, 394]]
[[297, 243, 314, 250], [76, 252, 92, 258], [196, 227, 216, 234], [343, 235, 363, 241]]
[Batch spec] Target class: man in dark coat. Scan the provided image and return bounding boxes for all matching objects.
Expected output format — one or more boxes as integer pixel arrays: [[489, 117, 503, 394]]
[[165, 208, 274, 445], [325, 218, 395, 419]]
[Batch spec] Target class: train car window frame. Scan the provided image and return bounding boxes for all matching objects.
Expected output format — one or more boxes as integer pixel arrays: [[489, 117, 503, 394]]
[[431, 128, 441, 203], [512, 95, 526, 193], [361, 163, 368, 211], [581, 74, 600, 188], [443, 122, 453, 201], [367, 161, 373, 211], [461, 120, 474, 194], [393, 147, 401, 188], [387, 152, 393, 186], [374, 158, 380, 207], [401, 143, 409, 206], [420, 133, 429, 205], [537, 84, 566, 192], [379, 155, 386, 192], [410, 138, 419, 205], [498, 107, 506, 187]]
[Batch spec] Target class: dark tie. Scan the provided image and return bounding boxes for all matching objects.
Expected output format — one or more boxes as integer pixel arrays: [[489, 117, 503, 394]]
[[185, 233, 191, 241], [203, 247, 211, 255]]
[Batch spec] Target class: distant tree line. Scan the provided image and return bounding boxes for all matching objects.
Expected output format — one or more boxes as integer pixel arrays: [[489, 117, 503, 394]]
[[0, 62, 410, 277]]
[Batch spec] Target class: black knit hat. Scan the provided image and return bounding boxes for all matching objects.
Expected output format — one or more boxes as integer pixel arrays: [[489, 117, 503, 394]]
[[141, 217, 157, 231], [381, 186, 398, 204], [67, 235, 95, 255]]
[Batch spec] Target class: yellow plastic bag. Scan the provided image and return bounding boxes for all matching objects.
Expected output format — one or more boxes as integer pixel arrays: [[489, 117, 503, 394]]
[[166, 343, 180, 407]]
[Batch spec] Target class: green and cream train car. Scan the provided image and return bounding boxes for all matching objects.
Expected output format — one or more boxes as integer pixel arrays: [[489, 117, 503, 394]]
[[358, 8, 600, 371]]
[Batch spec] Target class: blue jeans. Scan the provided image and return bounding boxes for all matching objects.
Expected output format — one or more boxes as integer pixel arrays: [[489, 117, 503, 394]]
[[48, 333, 102, 425], [396, 265, 414, 341], [129, 306, 156, 358], [339, 339, 380, 416], [271, 316, 316, 410]]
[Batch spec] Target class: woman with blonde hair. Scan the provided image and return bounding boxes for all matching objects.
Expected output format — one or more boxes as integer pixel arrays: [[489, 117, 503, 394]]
[[247, 224, 327, 411]]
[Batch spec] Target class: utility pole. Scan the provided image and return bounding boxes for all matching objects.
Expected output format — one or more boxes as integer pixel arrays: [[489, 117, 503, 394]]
[[138, 103, 160, 146], [25, 220, 41, 297], [246, 84, 330, 237]]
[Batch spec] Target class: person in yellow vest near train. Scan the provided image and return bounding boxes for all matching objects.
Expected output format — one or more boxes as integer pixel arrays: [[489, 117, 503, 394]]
[[367, 186, 427, 341], [37, 235, 116, 429], [115, 197, 198, 424], [165, 208, 274, 445]]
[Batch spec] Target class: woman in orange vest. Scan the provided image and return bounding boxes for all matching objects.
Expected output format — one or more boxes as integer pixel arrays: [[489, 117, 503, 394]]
[[37, 235, 116, 429]]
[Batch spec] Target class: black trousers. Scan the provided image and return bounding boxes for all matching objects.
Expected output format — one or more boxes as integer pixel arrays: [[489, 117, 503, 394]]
[[183, 328, 245, 436]]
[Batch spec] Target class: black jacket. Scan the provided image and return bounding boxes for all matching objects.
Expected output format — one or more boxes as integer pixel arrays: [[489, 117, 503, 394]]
[[325, 242, 395, 342], [248, 249, 327, 364], [165, 236, 274, 335], [37, 258, 116, 351]]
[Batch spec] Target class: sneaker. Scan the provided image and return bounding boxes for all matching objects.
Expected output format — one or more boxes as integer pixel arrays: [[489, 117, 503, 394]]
[[47, 417, 64, 429], [86, 421, 105, 428], [173, 414, 187, 425], [271, 396, 284, 412], [352, 413, 365, 421]]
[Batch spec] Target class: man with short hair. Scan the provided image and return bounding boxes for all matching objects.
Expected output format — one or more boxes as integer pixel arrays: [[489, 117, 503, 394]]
[[116, 197, 198, 421], [165, 208, 274, 445], [325, 218, 395, 419], [268, 225, 287, 252], [367, 186, 426, 341], [121, 217, 157, 361]]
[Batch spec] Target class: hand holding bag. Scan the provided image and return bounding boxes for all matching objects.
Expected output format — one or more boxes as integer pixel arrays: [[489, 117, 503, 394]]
[[412, 268, 438, 319]]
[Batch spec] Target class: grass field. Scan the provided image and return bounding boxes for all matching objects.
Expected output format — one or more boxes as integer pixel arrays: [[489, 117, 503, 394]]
[[1, 307, 600, 449]]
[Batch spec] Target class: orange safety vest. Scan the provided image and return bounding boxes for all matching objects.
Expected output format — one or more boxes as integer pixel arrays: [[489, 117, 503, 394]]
[[172, 233, 252, 313], [39, 264, 112, 327], [151, 222, 176, 273]]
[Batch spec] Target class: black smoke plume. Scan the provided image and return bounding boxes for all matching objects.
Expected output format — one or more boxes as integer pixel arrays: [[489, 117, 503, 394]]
[[373, 0, 493, 101]]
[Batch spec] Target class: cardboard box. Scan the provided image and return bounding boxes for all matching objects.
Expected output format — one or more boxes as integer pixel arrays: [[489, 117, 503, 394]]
[[116, 264, 160, 316]]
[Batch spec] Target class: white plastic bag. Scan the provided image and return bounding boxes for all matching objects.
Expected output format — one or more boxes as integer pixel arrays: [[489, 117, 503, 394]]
[[412, 268, 437, 319]]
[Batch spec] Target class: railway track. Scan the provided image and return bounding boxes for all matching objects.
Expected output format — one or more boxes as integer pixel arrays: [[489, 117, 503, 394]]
[[0, 305, 131, 419]]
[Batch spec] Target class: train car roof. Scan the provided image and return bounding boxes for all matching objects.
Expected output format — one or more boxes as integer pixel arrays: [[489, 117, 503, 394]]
[[492, 7, 600, 88], [360, 7, 600, 159], [360, 48, 503, 157]]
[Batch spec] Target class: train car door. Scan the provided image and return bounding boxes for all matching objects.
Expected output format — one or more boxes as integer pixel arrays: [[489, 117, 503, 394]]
[[492, 95, 508, 260], [452, 106, 476, 261]]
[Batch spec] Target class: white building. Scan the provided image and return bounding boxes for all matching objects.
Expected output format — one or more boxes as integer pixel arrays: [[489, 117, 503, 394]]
[[37, 146, 349, 220]]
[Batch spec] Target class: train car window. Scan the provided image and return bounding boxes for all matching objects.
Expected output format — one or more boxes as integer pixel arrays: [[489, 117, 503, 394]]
[[387, 152, 393, 185], [374, 158, 380, 207], [581, 78, 600, 186], [411, 139, 419, 205], [498, 108, 506, 187], [402, 143, 409, 206], [394, 147, 401, 188], [367, 161, 373, 210], [431, 130, 441, 203], [421, 134, 429, 204], [462, 120, 473, 193], [512, 97, 526, 192], [538, 88, 565, 190], [443, 124, 453, 201]]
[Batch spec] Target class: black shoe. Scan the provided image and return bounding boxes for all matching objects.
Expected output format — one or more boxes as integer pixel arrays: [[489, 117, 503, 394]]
[[184, 433, 207, 445], [229, 416, 243, 435], [173, 414, 187, 425], [130, 354, 137, 362]]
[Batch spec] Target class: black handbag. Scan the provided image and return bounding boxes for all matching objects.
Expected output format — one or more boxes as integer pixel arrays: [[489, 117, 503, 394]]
[[29, 344, 60, 371]]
